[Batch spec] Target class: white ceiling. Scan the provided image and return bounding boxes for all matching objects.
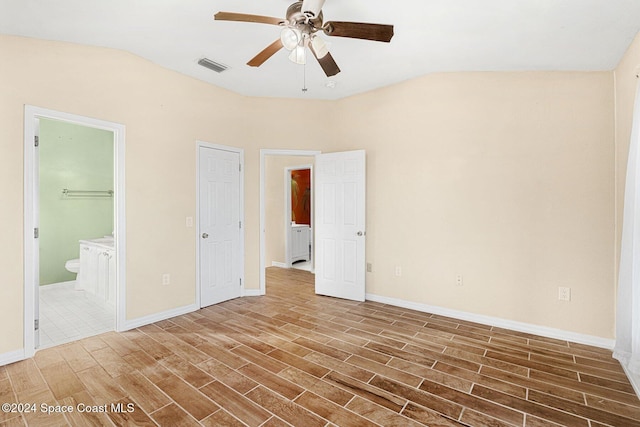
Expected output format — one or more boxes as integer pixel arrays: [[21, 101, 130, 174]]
[[1, 0, 640, 100]]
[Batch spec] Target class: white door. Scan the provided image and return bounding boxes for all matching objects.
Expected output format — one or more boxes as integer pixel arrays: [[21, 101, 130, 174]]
[[199, 146, 242, 307], [315, 150, 366, 301]]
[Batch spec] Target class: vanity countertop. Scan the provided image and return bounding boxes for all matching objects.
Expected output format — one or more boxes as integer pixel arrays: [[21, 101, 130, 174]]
[[79, 236, 114, 250]]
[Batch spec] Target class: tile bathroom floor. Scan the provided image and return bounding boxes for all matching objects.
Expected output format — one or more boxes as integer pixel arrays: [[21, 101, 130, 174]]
[[38, 281, 115, 349]]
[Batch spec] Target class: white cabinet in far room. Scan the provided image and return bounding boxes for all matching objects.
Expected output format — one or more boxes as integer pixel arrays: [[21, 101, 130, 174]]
[[290, 224, 310, 263]]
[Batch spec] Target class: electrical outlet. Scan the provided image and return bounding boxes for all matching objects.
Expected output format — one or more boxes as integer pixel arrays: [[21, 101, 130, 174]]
[[366, 263, 372, 273], [395, 266, 402, 277], [456, 274, 463, 286], [558, 286, 571, 301], [162, 273, 170, 286], [186, 217, 193, 227]]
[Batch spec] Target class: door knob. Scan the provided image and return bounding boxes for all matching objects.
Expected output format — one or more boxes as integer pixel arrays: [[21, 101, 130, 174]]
[[357, 231, 364, 236], [202, 233, 209, 239]]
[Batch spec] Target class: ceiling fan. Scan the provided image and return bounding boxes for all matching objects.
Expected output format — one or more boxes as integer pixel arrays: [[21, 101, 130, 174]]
[[214, 0, 394, 77]]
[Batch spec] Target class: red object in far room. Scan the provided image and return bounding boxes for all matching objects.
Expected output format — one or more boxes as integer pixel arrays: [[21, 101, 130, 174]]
[[291, 169, 311, 225]]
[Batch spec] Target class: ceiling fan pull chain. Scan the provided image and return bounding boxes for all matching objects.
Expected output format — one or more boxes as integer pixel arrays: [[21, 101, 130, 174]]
[[302, 62, 308, 93]]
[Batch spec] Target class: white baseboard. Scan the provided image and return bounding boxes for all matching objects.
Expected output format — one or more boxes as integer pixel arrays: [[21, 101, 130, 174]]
[[0, 349, 25, 367], [366, 293, 615, 350], [120, 303, 199, 331], [243, 289, 263, 297], [619, 362, 640, 398], [271, 261, 287, 268]]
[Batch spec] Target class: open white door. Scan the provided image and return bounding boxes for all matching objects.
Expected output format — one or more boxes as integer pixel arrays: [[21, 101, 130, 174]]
[[315, 150, 366, 301], [199, 146, 242, 307]]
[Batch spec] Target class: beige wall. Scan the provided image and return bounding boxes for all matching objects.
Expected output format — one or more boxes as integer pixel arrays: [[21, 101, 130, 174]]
[[0, 35, 329, 355], [336, 71, 615, 338], [227, 99, 331, 293], [0, 33, 620, 356], [614, 32, 640, 283]]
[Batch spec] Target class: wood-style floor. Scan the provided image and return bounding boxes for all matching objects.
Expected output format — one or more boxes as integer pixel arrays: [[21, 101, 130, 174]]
[[2, 267, 639, 426]]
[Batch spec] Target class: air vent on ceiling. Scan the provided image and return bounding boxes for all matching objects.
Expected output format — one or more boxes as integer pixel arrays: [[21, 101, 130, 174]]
[[197, 58, 229, 73]]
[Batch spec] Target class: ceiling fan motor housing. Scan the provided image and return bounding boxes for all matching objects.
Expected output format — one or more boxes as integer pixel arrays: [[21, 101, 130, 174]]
[[287, 2, 323, 30]]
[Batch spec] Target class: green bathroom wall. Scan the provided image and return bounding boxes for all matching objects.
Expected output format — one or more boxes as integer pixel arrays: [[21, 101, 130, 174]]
[[39, 118, 114, 286]]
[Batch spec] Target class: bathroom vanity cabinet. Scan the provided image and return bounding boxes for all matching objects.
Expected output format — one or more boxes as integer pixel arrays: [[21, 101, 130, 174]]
[[291, 224, 310, 263], [76, 237, 116, 306]]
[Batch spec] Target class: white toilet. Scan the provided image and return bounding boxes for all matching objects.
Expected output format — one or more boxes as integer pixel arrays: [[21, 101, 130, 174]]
[[65, 258, 80, 274]]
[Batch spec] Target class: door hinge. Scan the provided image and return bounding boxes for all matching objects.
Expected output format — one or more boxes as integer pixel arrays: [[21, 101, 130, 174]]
[[34, 135, 39, 147], [239, 278, 242, 287], [239, 163, 242, 172], [34, 319, 39, 331], [239, 221, 242, 229], [34, 228, 39, 238]]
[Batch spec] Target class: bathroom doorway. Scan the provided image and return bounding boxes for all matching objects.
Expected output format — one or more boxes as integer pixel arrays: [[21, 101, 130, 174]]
[[24, 106, 126, 357], [286, 165, 313, 272]]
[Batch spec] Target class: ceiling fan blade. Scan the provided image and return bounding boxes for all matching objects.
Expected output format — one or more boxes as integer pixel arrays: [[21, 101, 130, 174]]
[[214, 12, 284, 26], [323, 21, 394, 43], [309, 38, 340, 77], [247, 39, 284, 67], [313, 51, 341, 77]]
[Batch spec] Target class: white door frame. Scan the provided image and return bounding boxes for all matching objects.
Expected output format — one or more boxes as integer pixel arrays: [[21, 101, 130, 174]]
[[260, 149, 321, 295], [285, 164, 314, 270], [195, 141, 245, 308], [23, 105, 126, 358]]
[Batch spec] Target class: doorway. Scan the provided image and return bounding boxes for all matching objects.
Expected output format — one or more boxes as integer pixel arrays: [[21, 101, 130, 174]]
[[24, 106, 126, 358], [286, 165, 313, 272], [260, 149, 367, 300], [260, 150, 320, 295]]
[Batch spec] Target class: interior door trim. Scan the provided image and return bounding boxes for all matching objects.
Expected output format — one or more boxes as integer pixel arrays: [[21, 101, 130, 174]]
[[23, 105, 126, 359]]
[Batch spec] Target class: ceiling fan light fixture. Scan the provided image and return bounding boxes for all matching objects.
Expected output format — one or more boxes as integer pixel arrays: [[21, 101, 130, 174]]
[[280, 27, 301, 51], [288, 45, 306, 64]]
